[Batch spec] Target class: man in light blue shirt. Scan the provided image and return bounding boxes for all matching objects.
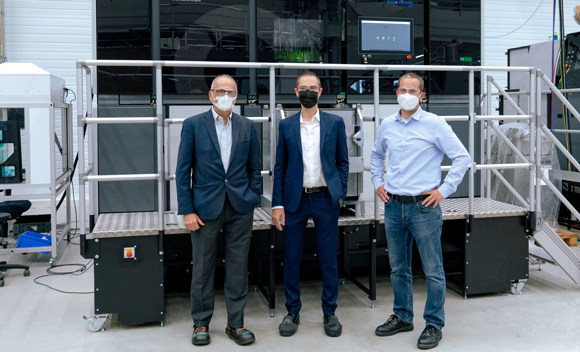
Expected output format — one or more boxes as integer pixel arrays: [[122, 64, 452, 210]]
[[370, 73, 471, 350]]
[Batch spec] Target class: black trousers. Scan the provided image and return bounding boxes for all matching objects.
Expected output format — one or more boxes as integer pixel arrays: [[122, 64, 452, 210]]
[[190, 195, 253, 329]]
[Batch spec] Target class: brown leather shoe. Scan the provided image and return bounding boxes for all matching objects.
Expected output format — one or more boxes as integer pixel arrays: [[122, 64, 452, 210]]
[[192, 326, 211, 346]]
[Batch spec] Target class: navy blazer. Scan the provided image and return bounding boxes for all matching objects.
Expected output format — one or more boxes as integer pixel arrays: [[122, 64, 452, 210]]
[[272, 110, 349, 213], [175, 109, 262, 220]]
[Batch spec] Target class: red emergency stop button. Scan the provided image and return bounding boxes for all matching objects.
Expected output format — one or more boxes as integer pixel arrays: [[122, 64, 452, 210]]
[[124, 247, 136, 259]]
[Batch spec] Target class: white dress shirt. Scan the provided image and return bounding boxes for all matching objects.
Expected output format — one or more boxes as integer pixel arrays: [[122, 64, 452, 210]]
[[211, 107, 232, 173], [300, 110, 327, 188], [272, 110, 325, 210]]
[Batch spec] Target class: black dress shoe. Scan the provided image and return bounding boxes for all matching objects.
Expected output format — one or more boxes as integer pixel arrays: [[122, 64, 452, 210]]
[[323, 314, 342, 337], [279, 314, 300, 336], [192, 326, 211, 346], [417, 325, 442, 350], [225, 326, 256, 346], [375, 315, 414, 336]]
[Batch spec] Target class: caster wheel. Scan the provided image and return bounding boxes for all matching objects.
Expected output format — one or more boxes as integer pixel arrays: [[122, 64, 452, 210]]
[[23, 270, 30, 277], [0, 280, 4, 287], [510, 282, 525, 295]]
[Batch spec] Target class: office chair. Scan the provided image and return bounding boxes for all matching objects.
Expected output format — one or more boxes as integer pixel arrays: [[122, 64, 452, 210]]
[[0, 200, 33, 287]]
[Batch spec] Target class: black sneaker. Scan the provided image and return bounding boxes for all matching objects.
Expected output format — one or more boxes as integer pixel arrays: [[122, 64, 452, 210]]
[[417, 325, 442, 350], [225, 326, 256, 346], [375, 315, 414, 336], [191, 326, 210, 346], [279, 314, 300, 336], [323, 314, 342, 337]]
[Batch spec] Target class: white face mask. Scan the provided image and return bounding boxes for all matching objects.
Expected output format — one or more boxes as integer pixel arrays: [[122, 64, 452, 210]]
[[397, 93, 420, 111], [212, 93, 236, 112]]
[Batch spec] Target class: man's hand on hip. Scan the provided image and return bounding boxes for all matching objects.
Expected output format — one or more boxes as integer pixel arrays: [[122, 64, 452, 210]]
[[376, 184, 389, 203], [272, 208, 285, 231], [421, 189, 444, 208], [184, 213, 205, 232]]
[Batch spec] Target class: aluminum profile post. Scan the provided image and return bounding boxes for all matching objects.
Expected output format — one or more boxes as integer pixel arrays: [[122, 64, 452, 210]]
[[536, 70, 543, 228], [76, 63, 87, 257], [85, 68, 96, 231], [486, 75, 492, 198], [269, 66, 276, 201], [155, 64, 165, 252], [370, 67, 380, 308], [529, 70, 536, 222], [468, 70, 475, 231], [373, 68, 380, 223]]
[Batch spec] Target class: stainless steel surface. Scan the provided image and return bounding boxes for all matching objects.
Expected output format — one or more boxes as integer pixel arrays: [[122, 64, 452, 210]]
[[83, 117, 158, 124], [529, 70, 536, 212], [366, 199, 527, 223], [486, 75, 492, 199], [468, 70, 475, 216], [156, 64, 164, 232], [374, 68, 380, 221], [536, 71, 542, 216], [248, 117, 269, 123], [92, 209, 274, 238], [85, 174, 159, 182], [552, 129, 580, 134], [476, 115, 531, 121], [78, 64, 86, 236], [475, 163, 530, 170], [560, 170, 580, 182], [441, 116, 469, 121], [79, 60, 534, 72]]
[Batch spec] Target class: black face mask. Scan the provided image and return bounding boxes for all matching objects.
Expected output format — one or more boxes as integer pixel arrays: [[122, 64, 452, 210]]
[[298, 90, 319, 109]]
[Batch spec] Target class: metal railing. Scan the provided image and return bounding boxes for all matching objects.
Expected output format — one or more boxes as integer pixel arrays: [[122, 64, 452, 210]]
[[75, 60, 539, 245]]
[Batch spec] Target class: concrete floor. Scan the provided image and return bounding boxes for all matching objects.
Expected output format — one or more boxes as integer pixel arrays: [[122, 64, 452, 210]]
[[1, 215, 579, 351]]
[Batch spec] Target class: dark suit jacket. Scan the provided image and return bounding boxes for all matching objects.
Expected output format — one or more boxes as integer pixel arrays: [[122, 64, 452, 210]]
[[272, 110, 349, 213], [176, 109, 262, 220]]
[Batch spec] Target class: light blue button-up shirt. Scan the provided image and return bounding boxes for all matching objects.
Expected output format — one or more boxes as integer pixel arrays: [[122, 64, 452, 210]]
[[211, 107, 232, 173], [370, 107, 471, 198]]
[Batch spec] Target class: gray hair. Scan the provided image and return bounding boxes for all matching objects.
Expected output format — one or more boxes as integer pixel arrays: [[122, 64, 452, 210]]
[[211, 74, 238, 92]]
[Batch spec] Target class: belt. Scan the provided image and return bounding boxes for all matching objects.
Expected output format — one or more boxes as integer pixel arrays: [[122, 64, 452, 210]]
[[303, 186, 328, 194], [387, 192, 428, 203]]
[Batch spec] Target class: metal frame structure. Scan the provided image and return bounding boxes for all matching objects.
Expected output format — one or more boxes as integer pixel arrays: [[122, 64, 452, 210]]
[[75, 60, 580, 295], [0, 101, 73, 265]]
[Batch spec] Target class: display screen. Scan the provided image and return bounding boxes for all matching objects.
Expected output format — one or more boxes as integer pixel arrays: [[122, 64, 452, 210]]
[[359, 17, 413, 54]]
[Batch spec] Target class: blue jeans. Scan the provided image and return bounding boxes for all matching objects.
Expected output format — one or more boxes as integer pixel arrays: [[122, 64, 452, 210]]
[[384, 198, 445, 330]]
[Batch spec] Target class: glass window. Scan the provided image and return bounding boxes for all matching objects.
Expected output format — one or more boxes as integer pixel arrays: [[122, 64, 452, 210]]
[[160, 0, 250, 95], [256, 0, 342, 96], [97, 0, 153, 95]]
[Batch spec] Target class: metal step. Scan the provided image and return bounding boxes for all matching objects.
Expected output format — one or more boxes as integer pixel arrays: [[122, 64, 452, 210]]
[[533, 223, 580, 284]]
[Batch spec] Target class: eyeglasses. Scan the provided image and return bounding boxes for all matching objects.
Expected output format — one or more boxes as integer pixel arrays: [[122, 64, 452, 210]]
[[297, 85, 320, 92], [211, 89, 238, 97], [397, 87, 422, 95]]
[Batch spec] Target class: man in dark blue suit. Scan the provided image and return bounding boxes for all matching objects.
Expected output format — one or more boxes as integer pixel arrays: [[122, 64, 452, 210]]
[[176, 75, 261, 346], [272, 71, 349, 338]]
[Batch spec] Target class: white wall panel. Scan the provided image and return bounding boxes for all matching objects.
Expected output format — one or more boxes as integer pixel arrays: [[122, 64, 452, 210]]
[[4, 0, 92, 210], [484, 0, 580, 112]]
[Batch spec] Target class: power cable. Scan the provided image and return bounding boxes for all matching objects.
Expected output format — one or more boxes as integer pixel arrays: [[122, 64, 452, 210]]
[[33, 261, 94, 294]]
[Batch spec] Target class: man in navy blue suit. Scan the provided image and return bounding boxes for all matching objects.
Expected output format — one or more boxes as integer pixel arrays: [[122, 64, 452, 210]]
[[272, 71, 349, 338], [176, 74, 261, 347]]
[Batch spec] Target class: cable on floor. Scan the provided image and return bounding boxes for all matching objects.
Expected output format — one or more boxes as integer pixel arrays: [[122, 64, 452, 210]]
[[33, 260, 94, 294]]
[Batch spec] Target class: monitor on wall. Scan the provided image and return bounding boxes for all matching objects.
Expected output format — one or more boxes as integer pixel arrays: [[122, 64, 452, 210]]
[[358, 17, 414, 55]]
